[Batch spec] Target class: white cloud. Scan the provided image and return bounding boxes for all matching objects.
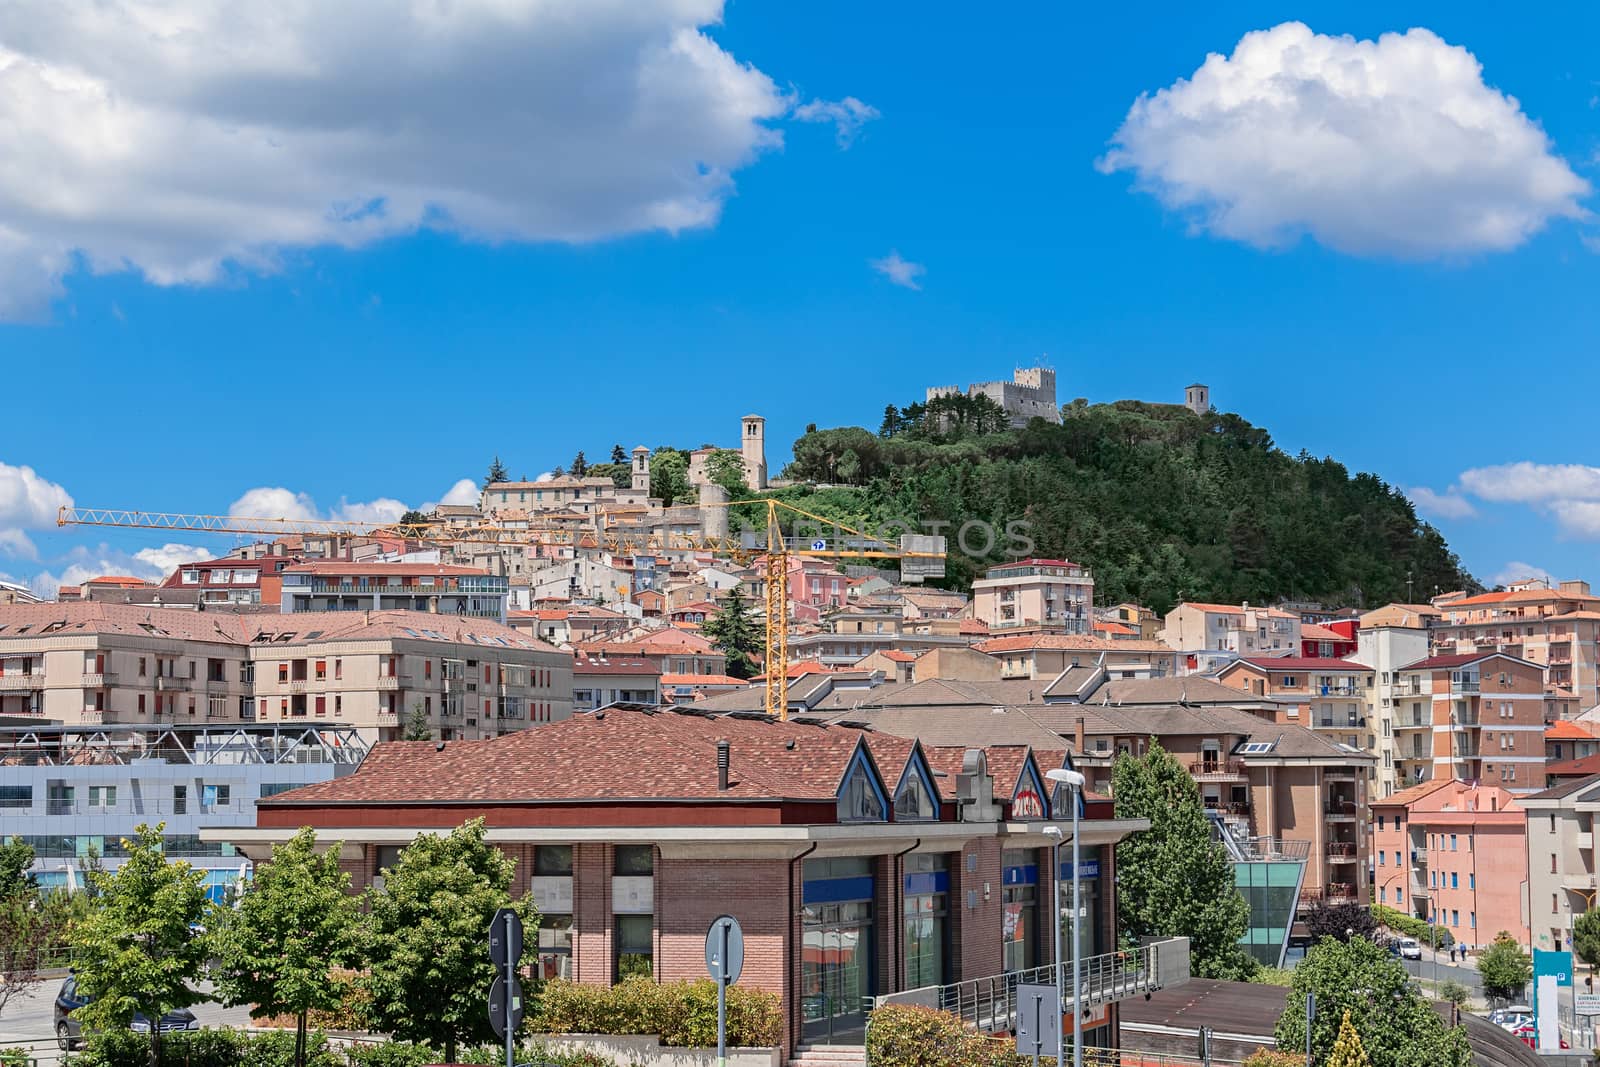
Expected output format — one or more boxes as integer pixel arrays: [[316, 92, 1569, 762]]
[[1408, 486, 1477, 520], [1458, 462, 1600, 503], [0, 0, 804, 321], [0, 461, 73, 527], [1491, 560, 1554, 587], [24, 540, 209, 597], [132, 542, 210, 578], [1549, 501, 1600, 540], [792, 96, 880, 147], [0, 529, 37, 559], [870, 249, 924, 290], [330, 497, 408, 524], [1099, 22, 1590, 258], [422, 478, 481, 512], [228, 487, 319, 521]]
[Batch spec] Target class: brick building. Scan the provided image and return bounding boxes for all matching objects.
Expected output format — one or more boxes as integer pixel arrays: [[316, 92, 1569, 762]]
[[223, 708, 1174, 1054]]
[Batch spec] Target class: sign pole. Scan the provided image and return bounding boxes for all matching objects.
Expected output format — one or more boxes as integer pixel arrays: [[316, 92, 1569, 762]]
[[718, 921, 730, 1067], [1305, 992, 1314, 1067], [705, 915, 744, 1067], [505, 925, 515, 1067]]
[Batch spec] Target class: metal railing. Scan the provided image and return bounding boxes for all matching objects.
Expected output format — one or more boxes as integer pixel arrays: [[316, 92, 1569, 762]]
[[875, 937, 1190, 1035], [1188, 759, 1247, 780]]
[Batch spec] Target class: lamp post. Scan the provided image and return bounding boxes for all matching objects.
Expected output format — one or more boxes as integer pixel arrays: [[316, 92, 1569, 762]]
[[1047, 768, 1087, 1067], [1042, 825, 1065, 1067]]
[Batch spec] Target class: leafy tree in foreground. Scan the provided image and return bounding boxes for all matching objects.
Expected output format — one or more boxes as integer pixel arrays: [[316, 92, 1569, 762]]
[[69, 824, 210, 1066], [702, 588, 761, 679], [0, 837, 57, 1018], [363, 819, 537, 1064], [1111, 740, 1255, 980], [1275, 937, 1469, 1067], [212, 828, 364, 1067], [1306, 899, 1379, 944], [483, 456, 508, 488], [1573, 909, 1600, 981], [1326, 1009, 1373, 1067], [0, 836, 33, 898], [1476, 931, 1532, 1002]]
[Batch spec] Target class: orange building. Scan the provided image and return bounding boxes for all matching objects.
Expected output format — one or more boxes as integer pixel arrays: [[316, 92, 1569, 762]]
[[1372, 779, 1528, 949], [1391, 652, 1545, 794]]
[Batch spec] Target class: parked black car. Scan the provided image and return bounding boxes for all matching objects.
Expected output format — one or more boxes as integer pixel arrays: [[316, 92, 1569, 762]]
[[53, 976, 199, 1050]]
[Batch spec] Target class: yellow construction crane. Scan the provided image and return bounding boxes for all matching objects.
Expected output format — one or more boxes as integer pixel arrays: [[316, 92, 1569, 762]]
[[58, 499, 944, 720]]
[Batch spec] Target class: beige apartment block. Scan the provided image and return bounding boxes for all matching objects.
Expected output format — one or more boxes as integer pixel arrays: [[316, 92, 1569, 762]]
[[1521, 774, 1600, 954], [971, 559, 1094, 634], [1432, 579, 1600, 720], [972, 634, 1178, 680], [0, 603, 572, 742], [1349, 619, 1433, 798], [1161, 602, 1301, 657]]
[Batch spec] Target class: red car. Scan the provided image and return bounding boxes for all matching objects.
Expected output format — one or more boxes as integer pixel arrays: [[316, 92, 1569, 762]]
[[1510, 1023, 1570, 1050]]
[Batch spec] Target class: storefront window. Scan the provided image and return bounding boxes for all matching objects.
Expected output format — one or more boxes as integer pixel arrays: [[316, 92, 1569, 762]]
[[537, 914, 572, 979], [615, 914, 653, 980], [1002, 848, 1038, 972], [903, 854, 950, 988], [535, 845, 572, 876], [802, 857, 875, 1043]]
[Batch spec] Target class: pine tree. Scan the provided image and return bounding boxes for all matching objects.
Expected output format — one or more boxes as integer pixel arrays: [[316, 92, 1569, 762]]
[[879, 404, 901, 437], [702, 588, 761, 678], [611, 444, 626, 464], [1326, 1009, 1372, 1067], [570, 451, 588, 477], [483, 456, 509, 488], [403, 703, 431, 741], [1112, 739, 1256, 980]]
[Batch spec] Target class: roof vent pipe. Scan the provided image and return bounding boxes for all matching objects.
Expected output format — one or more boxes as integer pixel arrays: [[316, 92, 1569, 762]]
[[717, 740, 731, 791]]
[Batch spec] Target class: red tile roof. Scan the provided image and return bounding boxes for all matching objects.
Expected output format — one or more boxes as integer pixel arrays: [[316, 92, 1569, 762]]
[[660, 674, 748, 686], [1546, 754, 1600, 779], [973, 634, 1172, 654], [1236, 657, 1368, 672], [282, 561, 488, 577], [84, 575, 154, 587], [1546, 721, 1599, 742], [1093, 621, 1137, 636]]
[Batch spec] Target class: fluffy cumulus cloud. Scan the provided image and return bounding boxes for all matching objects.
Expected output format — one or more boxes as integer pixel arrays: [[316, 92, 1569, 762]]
[[422, 478, 482, 512], [24, 540, 209, 598], [792, 96, 880, 146], [0, 461, 73, 558], [227, 487, 318, 521], [1491, 560, 1555, 587], [229, 481, 477, 524], [870, 249, 925, 290], [0, 0, 831, 320], [1408, 486, 1477, 520], [1099, 22, 1590, 258]]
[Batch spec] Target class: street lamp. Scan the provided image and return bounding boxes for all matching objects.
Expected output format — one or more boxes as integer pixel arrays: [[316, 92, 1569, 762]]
[[1046, 768, 1087, 1067]]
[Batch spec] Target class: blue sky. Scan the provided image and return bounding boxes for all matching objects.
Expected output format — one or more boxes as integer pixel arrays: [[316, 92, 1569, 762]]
[[1, 2, 1598, 593]]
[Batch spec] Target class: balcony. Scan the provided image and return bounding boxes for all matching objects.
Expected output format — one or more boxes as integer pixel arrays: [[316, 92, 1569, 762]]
[[1325, 882, 1357, 902], [376, 675, 407, 691], [1316, 717, 1365, 730], [1317, 685, 1359, 697], [1450, 709, 1479, 727], [1324, 767, 1358, 781], [1326, 842, 1358, 861], [0, 673, 44, 691], [1452, 678, 1480, 694], [285, 679, 310, 694], [155, 676, 190, 691], [1325, 799, 1357, 820], [1395, 679, 1424, 696], [1410, 849, 1427, 867], [1189, 759, 1248, 782]]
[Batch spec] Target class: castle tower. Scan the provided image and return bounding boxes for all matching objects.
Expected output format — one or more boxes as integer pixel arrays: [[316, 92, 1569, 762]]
[[1184, 383, 1211, 415], [741, 415, 767, 490], [699, 483, 730, 539], [631, 445, 651, 494]]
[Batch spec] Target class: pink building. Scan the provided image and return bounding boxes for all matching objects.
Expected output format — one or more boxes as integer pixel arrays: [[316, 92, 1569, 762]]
[[1372, 779, 1528, 949], [772, 557, 848, 622]]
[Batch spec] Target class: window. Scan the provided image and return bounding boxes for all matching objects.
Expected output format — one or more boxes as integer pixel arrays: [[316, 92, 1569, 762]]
[[1395, 852, 1400, 866], [335, 658, 343, 681], [1553, 854, 1559, 874], [88, 785, 116, 808], [895, 768, 938, 821], [1379, 887, 1386, 902], [1283, 676, 1298, 687], [1469, 874, 1475, 890], [537, 914, 573, 979], [315, 660, 326, 681], [138, 657, 147, 676], [1450, 872, 1458, 889], [1377, 814, 1385, 831], [1379, 852, 1386, 866], [535, 845, 573, 876], [837, 754, 886, 823], [1554, 894, 1560, 914], [614, 845, 653, 876], [1450, 834, 1457, 851], [1396, 888, 1403, 904], [0, 785, 32, 808], [202, 783, 231, 808], [1470, 912, 1476, 930], [615, 915, 653, 980], [173, 785, 187, 815], [1451, 910, 1459, 927], [259, 783, 300, 798]]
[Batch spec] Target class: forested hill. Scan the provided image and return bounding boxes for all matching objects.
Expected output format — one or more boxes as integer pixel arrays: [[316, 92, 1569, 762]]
[[761, 399, 1477, 613]]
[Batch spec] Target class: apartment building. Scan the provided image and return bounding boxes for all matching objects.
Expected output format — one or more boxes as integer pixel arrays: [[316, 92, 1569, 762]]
[[160, 556, 293, 608], [0, 722, 360, 894], [280, 561, 510, 622], [1160, 602, 1301, 664], [1349, 619, 1433, 798], [973, 634, 1178, 680], [1432, 579, 1600, 720], [1215, 658, 1374, 747], [571, 654, 660, 710], [0, 579, 41, 606], [1391, 652, 1545, 794], [971, 558, 1093, 634], [1371, 780, 1528, 949], [481, 477, 651, 518], [1521, 774, 1600, 954], [0, 603, 571, 741]]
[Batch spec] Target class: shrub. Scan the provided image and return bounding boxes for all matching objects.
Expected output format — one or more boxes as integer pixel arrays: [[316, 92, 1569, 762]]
[[71, 1028, 342, 1067], [344, 1041, 442, 1067], [0, 1050, 30, 1067], [1370, 904, 1454, 950], [530, 978, 781, 1048], [1242, 1051, 1303, 1067], [457, 1045, 616, 1067], [1440, 980, 1470, 1007], [866, 1004, 1032, 1067]]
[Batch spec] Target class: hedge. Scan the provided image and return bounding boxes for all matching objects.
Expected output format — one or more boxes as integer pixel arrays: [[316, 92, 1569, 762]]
[[1371, 904, 1455, 950], [346, 1041, 614, 1067], [70, 1029, 342, 1067], [865, 1005, 1031, 1067], [530, 976, 782, 1048], [1242, 1051, 1302, 1067]]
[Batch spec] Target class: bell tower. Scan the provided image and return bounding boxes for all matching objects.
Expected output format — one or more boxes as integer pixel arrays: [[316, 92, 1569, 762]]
[[631, 445, 651, 494], [741, 415, 767, 490]]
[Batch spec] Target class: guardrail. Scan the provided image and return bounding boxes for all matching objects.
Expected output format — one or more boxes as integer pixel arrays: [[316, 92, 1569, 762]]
[[874, 937, 1190, 1035]]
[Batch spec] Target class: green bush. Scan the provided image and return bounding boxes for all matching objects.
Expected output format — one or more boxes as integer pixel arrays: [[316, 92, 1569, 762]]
[[1371, 904, 1454, 950], [456, 1044, 615, 1067], [0, 1049, 30, 1067], [866, 1004, 1033, 1067], [71, 1028, 341, 1067], [1242, 1051, 1302, 1067], [343, 1041, 441, 1067], [530, 978, 781, 1048]]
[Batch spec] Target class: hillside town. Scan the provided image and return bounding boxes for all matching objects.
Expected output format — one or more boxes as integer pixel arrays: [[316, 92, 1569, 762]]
[[2, 384, 1596, 1064]]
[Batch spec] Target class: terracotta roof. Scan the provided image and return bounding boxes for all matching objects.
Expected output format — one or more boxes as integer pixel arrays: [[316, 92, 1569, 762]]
[[281, 561, 489, 577], [1176, 602, 1298, 619], [1545, 754, 1600, 780], [1398, 651, 1535, 671], [1369, 778, 1462, 808], [84, 575, 156, 587], [1299, 623, 1349, 642], [1234, 657, 1369, 672], [957, 618, 990, 635], [878, 651, 918, 663], [1093, 621, 1136, 636], [660, 674, 748, 686], [262, 708, 891, 806], [1445, 587, 1600, 609], [1526, 772, 1600, 801], [1546, 721, 1600, 741], [973, 634, 1173, 654]]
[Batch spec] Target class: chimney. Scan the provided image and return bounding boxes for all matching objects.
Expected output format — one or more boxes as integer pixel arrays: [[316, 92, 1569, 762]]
[[1075, 716, 1086, 755], [717, 740, 731, 791]]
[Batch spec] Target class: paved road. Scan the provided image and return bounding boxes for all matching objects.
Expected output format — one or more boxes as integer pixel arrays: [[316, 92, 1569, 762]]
[[0, 980, 252, 1065]]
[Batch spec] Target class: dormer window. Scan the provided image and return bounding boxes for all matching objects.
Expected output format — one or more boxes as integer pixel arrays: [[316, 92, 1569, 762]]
[[838, 749, 886, 823]]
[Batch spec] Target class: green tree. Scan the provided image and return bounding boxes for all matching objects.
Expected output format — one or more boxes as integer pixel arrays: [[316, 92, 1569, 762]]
[[0, 837, 55, 1017], [879, 404, 901, 438], [68, 824, 210, 1066], [398, 509, 432, 526], [702, 588, 761, 678], [1439, 980, 1470, 1008], [0, 835, 33, 898], [570, 451, 588, 477], [611, 444, 627, 464], [212, 828, 363, 1067], [650, 449, 691, 508], [705, 450, 748, 497], [1274, 936, 1470, 1067], [403, 702, 431, 741], [1573, 909, 1600, 980], [1476, 931, 1532, 1002], [483, 456, 509, 488], [1112, 740, 1256, 980], [363, 819, 537, 1063], [1326, 1009, 1372, 1067]]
